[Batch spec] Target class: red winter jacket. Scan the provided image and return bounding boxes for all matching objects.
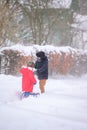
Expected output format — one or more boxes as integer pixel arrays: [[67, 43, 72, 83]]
[[20, 67, 36, 92]]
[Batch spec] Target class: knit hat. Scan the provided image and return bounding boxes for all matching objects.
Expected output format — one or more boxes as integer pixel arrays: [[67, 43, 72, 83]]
[[27, 61, 34, 67], [36, 51, 45, 58]]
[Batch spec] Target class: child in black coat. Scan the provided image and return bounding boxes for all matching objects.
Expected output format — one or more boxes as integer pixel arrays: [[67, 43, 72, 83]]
[[35, 51, 48, 93]]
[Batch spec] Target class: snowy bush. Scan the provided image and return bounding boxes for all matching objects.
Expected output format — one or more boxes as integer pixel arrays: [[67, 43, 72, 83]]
[[0, 45, 87, 76]]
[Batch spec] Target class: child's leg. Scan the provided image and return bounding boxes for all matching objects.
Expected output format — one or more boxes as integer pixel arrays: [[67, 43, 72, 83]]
[[22, 92, 30, 97], [39, 79, 46, 93]]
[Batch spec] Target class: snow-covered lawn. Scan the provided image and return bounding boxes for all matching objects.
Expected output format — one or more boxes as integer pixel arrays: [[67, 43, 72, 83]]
[[0, 74, 87, 130]]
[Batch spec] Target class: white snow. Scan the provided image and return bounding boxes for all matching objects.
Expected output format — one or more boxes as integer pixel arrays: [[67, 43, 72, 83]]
[[72, 14, 87, 31], [48, 0, 72, 8], [0, 43, 87, 130], [0, 44, 77, 56], [0, 74, 87, 130]]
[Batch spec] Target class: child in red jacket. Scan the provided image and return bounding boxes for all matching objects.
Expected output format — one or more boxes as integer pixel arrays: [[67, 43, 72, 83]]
[[20, 62, 37, 98]]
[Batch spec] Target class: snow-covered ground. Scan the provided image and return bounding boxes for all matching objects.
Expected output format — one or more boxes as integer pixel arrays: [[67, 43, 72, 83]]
[[0, 74, 87, 130]]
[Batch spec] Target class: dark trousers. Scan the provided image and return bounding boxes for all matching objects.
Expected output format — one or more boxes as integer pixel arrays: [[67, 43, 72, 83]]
[[22, 92, 30, 97]]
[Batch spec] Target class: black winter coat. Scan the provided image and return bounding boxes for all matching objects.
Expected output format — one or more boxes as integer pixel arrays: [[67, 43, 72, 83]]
[[35, 56, 48, 80]]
